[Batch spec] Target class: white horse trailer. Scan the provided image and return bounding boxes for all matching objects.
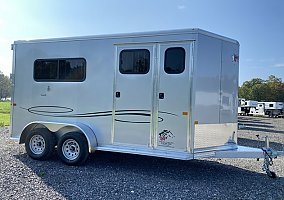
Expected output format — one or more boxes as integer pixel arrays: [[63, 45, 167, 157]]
[[249, 103, 265, 116], [10, 29, 284, 177], [238, 100, 258, 116], [238, 98, 246, 115], [243, 100, 258, 115], [260, 102, 284, 117]]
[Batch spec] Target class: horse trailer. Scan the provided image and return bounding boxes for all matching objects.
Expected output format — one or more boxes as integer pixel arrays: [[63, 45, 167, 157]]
[[249, 103, 265, 116], [10, 29, 284, 177], [238, 99, 258, 116], [237, 98, 246, 115], [260, 102, 284, 117]]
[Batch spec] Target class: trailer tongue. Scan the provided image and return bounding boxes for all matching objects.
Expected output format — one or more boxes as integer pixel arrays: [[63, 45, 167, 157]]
[[214, 136, 284, 178]]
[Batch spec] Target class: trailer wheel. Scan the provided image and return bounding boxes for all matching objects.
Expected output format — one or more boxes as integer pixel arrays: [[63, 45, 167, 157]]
[[57, 132, 89, 165], [25, 128, 56, 160]]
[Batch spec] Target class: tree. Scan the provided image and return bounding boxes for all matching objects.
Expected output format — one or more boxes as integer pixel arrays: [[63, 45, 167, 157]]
[[238, 85, 251, 100], [266, 75, 284, 102], [250, 83, 270, 101], [239, 75, 284, 102], [0, 71, 12, 100]]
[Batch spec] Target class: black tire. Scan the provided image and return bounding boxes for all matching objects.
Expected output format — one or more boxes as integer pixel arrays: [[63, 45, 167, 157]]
[[25, 128, 56, 160], [57, 132, 89, 166]]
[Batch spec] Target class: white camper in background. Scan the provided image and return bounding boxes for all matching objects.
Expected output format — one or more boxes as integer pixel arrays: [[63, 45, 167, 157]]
[[238, 98, 246, 115], [10, 29, 284, 177], [238, 100, 258, 115], [260, 102, 284, 117], [243, 100, 258, 116], [249, 103, 265, 116], [244, 100, 258, 108]]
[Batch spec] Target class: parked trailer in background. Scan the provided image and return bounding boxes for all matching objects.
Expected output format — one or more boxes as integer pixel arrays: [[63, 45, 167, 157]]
[[238, 100, 258, 116], [10, 29, 284, 177], [249, 103, 265, 116], [238, 98, 246, 115], [260, 102, 284, 117]]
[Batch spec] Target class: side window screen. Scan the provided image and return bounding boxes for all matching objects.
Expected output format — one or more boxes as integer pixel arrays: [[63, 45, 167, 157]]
[[59, 59, 86, 81], [119, 49, 150, 74], [34, 60, 58, 80], [164, 47, 185, 74], [34, 58, 86, 82]]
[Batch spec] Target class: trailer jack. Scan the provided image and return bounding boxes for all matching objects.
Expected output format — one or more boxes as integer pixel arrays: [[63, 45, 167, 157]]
[[262, 136, 278, 178], [262, 148, 277, 178]]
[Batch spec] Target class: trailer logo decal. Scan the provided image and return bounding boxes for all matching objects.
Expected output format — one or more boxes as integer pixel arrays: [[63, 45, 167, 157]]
[[233, 54, 239, 62], [21, 106, 178, 124], [158, 130, 175, 147]]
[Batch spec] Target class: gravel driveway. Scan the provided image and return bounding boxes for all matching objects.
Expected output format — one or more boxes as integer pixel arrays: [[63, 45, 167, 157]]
[[0, 116, 283, 199]]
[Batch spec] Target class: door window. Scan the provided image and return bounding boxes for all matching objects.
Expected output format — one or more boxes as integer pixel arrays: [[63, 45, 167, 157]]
[[164, 47, 185, 74], [119, 49, 150, 74]]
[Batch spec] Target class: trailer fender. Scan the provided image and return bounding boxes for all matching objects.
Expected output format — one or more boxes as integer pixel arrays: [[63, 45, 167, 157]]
[[20, 121, 98, 153]]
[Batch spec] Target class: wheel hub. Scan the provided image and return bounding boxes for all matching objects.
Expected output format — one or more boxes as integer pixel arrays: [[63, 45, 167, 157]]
[[70, 145, 76, 152], [62, 139, 80, 161], [29, 135, 45, 155]]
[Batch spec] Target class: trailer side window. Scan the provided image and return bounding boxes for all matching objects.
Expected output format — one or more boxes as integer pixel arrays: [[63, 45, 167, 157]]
[[34, 60, 58, 81], [59, 59, 86, 81], [34, 58, 86, 82], [164, 47, 185, 74], [269, 104, 273, 107], [119, 49, 150, 74]]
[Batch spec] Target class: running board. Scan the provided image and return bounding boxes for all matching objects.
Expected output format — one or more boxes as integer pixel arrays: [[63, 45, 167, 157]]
[[96, 145, 194, 160]]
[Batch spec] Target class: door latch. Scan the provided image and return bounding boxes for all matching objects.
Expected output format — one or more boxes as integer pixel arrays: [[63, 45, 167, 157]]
[[159, 93, 164, 99]]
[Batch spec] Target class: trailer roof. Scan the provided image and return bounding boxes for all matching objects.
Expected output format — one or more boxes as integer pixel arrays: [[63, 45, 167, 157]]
[[13, 28, 239, 45]]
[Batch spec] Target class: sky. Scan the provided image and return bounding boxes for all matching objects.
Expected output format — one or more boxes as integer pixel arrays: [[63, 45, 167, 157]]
[[0, 0, 284, 85]]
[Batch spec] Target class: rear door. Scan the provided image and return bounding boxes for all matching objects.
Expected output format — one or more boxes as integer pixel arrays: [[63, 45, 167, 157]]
[[156, 42, 192, 151]]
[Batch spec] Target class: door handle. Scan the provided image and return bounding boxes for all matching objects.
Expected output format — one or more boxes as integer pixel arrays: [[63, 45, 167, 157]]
[[159, 93, 164, 99], [116, 92, 120, 98]]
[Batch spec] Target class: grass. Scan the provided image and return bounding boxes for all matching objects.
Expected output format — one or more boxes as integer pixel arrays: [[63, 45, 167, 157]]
[[0, 102, 11, 127]]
